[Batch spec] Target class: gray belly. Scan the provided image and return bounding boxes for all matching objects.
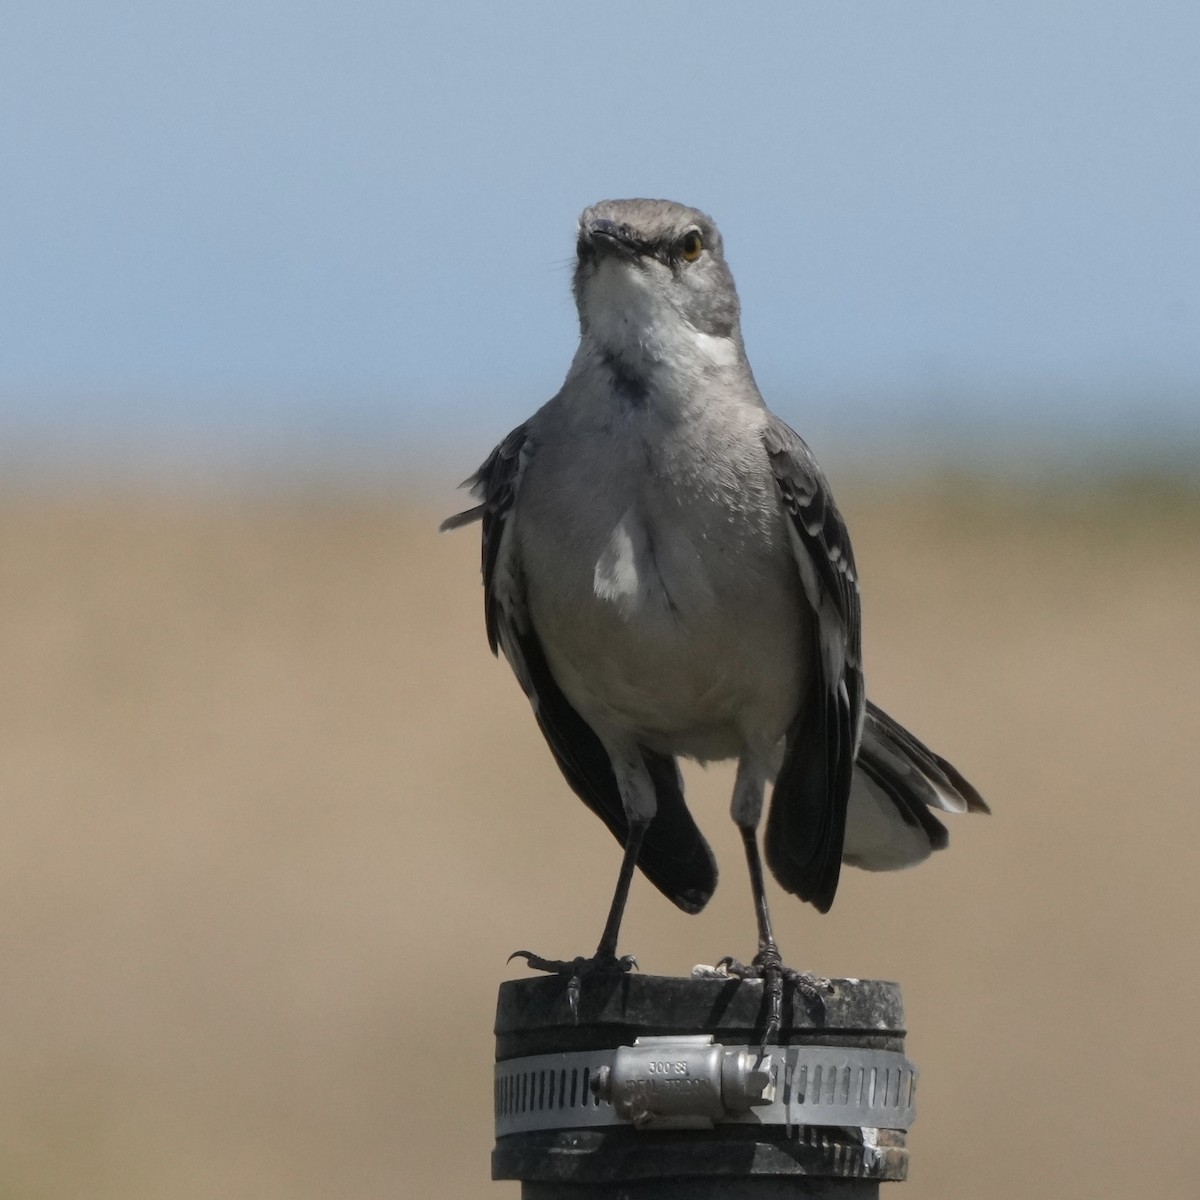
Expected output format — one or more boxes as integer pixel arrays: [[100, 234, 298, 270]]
[[520, 494, 810, 762]]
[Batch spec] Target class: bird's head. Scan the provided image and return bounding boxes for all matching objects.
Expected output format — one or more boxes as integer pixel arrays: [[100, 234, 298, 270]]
[[573, 199, 744, 375]]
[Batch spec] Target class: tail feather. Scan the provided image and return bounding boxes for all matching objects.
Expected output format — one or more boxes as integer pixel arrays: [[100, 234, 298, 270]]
[[864, 699, 989, 814], [843, 702, 987, 872]]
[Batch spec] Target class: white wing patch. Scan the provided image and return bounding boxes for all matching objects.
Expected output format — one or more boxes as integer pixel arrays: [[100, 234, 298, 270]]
[[594, 512, 641, 604], [691, 331, 739, 368], [591, 507, 678, 617]]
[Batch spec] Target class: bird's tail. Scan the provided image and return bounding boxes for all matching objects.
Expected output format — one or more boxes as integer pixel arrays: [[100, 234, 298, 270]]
[[842, 701, 989, 872]]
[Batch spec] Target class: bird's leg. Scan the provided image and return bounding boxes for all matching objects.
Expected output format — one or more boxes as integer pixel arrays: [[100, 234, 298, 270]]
[[594, 816, 647, 962], [743, 822, 778, 960], [708, 760, 785, 1003], [714, 824, 831, 1042], [725, 824, 789, 1041], [510, 818, 646, 1021]]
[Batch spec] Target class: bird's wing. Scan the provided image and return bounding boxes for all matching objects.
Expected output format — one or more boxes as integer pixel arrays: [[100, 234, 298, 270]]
[[442, 425, 717, 913], [440, 424, 530, 655], [761, 416, 865, 913]]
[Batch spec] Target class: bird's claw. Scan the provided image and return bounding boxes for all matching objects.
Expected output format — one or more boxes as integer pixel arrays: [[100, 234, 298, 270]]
[[706, 946, 833, 1043], [508, 950, 637, 1023]]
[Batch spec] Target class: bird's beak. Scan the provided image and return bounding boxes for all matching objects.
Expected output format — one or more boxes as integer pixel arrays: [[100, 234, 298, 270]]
[[581, 219, 645, 261]]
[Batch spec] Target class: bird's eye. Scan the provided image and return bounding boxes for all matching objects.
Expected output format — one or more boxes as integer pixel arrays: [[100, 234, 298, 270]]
[[680, 230, 704, 262]]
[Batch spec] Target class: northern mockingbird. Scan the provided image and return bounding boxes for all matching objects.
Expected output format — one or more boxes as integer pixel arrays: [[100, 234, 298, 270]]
[[444, 199, 986, 1037]]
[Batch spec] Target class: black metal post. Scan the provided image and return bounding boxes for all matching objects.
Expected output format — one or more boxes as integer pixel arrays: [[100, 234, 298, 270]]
[[493, 973, 915, 1197]]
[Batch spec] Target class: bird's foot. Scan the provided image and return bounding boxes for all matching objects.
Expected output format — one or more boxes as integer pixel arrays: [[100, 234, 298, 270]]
[[699, 944, 833, 1043], [508, 949, 637, 1024]]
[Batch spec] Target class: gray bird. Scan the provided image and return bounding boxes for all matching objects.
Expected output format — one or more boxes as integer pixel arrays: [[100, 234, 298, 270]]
[[444, 199, 986, 1036]]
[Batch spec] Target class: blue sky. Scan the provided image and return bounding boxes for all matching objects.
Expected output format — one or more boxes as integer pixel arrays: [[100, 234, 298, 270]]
[[2, 1, 1198, 476]]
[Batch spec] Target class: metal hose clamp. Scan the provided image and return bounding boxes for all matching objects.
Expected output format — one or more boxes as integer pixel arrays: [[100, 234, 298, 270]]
[[495, 1034, 917, 1136]]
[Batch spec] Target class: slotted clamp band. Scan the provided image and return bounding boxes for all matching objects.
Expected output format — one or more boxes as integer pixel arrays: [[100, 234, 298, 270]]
[[495, 1035, 917, 1136]]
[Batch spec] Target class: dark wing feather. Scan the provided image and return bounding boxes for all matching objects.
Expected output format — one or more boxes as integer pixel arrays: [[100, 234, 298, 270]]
[[439, 424, 530, 654], [517, 627, 717, 912], [443, 425, 718, 912], [762, 417, 864, 913]]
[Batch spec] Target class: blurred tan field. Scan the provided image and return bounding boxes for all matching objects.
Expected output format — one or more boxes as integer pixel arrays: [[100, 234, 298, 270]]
[[2, 476, 1198, 1199]]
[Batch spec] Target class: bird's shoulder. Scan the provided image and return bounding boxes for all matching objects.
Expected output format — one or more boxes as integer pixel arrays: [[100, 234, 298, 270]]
[[440, 421, 532, 530]]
